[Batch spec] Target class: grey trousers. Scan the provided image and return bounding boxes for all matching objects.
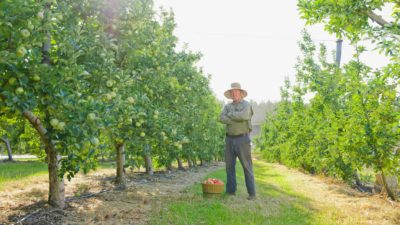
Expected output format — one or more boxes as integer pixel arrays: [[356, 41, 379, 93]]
[[225, 134, 256, 196]]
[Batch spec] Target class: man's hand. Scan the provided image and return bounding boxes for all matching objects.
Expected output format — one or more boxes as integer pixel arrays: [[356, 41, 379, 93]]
[[227, 104, 252, 122], [220, 106, 235, 124]]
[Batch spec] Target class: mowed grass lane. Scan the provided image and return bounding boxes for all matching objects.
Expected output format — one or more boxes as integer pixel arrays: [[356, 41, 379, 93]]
[[0, 160, 47, 191], [149, 156, 370, 225]]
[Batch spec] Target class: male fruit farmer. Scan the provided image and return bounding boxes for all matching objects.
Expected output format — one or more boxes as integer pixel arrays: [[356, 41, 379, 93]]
[[220, 82, 256, 200]]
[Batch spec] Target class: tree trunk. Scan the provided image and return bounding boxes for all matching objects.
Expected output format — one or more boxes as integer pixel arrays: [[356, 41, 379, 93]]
[[353, 170, 365, 191], [380, 171, 398, 201], [115, 143, 126, 187], [166, 161, 172, 171], [0, 136, 13, 161], [48, 150, 65, 208], [143, 144, 153, 175], [192, 158, 197, 167], [23, 110, 65, 208], [187, 158, 193, 168], [177, 157, 184, 170]]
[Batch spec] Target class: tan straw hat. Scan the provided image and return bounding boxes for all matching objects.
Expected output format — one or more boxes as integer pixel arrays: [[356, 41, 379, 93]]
[[224, 82, 248, 99]]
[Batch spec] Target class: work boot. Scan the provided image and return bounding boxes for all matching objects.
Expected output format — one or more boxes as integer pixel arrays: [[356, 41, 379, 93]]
[[247, 195, 256, 200]]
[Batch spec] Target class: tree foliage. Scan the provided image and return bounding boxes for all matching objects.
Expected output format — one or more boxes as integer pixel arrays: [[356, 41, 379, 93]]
[[257, 31, 399, 196], [1, 0, 224, 207]]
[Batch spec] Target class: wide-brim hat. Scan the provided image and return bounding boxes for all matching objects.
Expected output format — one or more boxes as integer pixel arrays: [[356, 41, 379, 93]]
[[224, 82, 247, 99]]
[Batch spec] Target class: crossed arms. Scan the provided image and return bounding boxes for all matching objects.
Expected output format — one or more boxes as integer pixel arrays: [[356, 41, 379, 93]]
[[220, 103, 252, 125]]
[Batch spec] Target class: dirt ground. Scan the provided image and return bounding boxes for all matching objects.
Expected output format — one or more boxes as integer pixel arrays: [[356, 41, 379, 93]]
[[0, 162, 223, 225]]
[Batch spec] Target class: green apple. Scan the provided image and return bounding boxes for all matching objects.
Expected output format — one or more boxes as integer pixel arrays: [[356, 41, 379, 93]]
[[140, 132, 146, 137], [50, 118, 59, 127], [182, 137, 190, 143], [37, 11, 44, 20], [57, 121, 66, 130], [106, 80, 114, 87], [27, 21, 34, 30], [16, 46, 27, 58], [90, 137, 100, 146], [104, 93, 112, 101], [174, 142, 182, 149], [8, 78, 16, 85], [87, 113, 96, 121], [127, 97, 135, 104], [15, 87, 24, 95], [20, 29, 30, 38], [32, 75, 41, 81], [56, 14, 63, 21]]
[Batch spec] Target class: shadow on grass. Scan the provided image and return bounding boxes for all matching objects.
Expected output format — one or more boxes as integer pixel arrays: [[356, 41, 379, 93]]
[[6, 200, 64, 225], [149, 160, 320, 225]]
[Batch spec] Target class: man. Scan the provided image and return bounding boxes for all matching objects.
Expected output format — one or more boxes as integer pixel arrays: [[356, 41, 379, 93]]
[[220, 82, 256, 200]]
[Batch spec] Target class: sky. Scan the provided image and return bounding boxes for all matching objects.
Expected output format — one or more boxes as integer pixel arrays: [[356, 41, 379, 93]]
[[153, 0, 391, 102]]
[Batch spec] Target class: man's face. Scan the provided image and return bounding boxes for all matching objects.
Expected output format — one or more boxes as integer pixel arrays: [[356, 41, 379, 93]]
[[230, 89, 242, 102]]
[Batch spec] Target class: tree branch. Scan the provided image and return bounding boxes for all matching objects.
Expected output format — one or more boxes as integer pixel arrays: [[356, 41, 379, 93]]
[[23, 110, 52, 155], [367, 11, 389, 27]]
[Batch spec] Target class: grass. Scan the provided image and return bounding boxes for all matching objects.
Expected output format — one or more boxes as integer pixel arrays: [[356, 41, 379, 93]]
[[0, 160, 48, 190], [7, 157, 40, 162], [1, 155, 397, 224], [98, 161, 115, 169], [149, 157, 351, 225], [0, 160, 116, 191]]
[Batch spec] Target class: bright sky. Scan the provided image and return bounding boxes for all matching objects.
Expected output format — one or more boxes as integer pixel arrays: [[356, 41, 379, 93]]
[[153, 0, 391, 102]]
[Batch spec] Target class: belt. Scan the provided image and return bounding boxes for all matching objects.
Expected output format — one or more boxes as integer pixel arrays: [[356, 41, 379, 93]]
[[226, 133, 248, 138]]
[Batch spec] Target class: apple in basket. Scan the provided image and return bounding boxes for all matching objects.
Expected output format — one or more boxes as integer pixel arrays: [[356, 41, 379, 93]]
[[203, 178, 224, 185]]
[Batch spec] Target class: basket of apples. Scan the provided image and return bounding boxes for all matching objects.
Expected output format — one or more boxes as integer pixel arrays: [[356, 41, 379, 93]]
[[202, 178, 224, 194]]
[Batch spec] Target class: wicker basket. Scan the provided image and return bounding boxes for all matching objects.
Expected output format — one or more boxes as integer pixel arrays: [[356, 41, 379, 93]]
[[202, 183, 224, 194]]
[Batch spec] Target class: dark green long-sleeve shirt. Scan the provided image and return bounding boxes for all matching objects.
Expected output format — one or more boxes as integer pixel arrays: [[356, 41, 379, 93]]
[[220, 100, 253, 136]]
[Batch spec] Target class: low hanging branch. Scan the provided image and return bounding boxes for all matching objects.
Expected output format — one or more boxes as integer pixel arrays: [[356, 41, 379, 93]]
[[23, 110, 65, 208], [367, 11, 389, 27], [22, 110, 52, 154]]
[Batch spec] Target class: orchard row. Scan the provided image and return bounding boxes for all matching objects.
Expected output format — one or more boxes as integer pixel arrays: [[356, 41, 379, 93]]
[[0, 0, 225, 208], [257, 1, 399, 200]]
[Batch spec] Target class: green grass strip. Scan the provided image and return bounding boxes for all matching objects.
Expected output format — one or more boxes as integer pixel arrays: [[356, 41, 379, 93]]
[[149, 158, 344, 225], [0, 161, 48, 190]]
